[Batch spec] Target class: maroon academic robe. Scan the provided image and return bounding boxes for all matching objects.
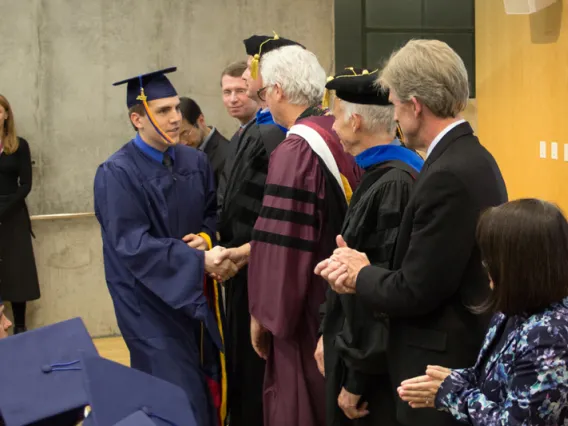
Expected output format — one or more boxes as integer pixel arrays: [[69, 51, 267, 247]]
[[248, 114, 360, 426]]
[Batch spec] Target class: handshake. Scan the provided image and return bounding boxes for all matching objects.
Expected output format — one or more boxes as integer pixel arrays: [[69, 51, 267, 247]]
[[204, 244, 250, 283], [183, 233, 250, 283]]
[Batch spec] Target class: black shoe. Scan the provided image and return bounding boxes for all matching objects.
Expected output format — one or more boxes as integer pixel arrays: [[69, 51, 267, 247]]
[[14, 326, 27, 335]]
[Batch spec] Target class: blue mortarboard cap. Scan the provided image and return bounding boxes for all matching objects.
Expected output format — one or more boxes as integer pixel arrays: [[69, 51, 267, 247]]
[[0, 317, 98, 426], [81, 354, 197, 426], [112, 411, 157, 426], [113, 67, 178, 108]]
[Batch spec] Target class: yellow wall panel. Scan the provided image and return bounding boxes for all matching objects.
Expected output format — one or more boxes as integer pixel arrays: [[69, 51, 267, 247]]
[[476, 0, 568, 210]]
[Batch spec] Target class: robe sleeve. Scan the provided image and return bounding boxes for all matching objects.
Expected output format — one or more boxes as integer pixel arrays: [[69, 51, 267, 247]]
[[356, 170, 478, 317], [0, 138, 32, 221], [343, 178, 413, 395], [200, 153, 217, 242], [94, 161, 211, 322], [436, 325, 568, 425], [248, 138, 324, 339]]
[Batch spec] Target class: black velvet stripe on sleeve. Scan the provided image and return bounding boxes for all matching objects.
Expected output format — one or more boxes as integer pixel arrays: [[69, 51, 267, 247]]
[[258, 206, 318, 227], [251, 229, 316, 252], [264, 184, 318, 204], [242, 179, 267, 200]]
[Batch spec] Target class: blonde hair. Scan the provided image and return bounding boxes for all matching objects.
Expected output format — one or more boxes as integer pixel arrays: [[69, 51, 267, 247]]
[[378, 39, 469, 118], [0, 94, 19, 154]]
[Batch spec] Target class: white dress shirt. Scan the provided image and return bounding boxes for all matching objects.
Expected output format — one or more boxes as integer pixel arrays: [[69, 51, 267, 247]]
[[426, 119, 466, 158]]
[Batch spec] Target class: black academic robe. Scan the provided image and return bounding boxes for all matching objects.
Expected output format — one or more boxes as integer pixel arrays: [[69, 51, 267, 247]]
[[218, 117, 285, 426], [322, 161, 416, 426], [202, 128, 230, 191], [356, 123, 508, 426], [216, 128, 241, 222]]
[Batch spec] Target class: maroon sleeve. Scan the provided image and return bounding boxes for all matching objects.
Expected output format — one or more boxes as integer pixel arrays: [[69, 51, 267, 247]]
[[248, 136, 325, 339]]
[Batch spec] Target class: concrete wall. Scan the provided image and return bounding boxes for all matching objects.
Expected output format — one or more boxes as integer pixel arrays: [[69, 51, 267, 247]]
[[29, 216, 120, 336], [1, 0, 334, 337], [1, 0, 335, 216]]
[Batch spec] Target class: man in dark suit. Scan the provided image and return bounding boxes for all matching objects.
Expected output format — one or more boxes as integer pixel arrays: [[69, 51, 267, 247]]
[[315, 39, 508, 426], [179, 96, 230, 189]]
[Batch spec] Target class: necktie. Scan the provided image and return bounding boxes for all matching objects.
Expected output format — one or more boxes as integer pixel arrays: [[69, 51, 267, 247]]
[[162, 152, 173, 171]]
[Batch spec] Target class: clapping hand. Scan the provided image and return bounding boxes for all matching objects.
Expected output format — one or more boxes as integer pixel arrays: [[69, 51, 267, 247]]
[[204, 246, 238, 282], [397, 366, 452, 408], [314, 236, 370, 294]]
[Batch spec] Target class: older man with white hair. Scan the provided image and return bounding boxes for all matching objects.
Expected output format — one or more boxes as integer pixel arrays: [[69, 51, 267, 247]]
[[316, 40, 508, 426], [227, 45, 360, 426], [318, 67, 423, 426], [216, 33, 302, 426]]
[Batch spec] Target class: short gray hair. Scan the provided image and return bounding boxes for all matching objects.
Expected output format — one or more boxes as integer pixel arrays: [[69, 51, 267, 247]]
[[343, 100, 396, 134], [261, 45, 326, 106], [378, 39, 469, 118]]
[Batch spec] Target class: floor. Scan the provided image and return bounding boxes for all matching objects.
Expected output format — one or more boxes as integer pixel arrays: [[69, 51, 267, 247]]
[[93, 336, 130, 366]]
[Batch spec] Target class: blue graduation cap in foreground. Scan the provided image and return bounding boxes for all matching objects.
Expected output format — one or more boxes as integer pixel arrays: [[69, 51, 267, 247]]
[[113, 67, 178, 109], [112, 411, 157, 426], [81, 354, 197, 426], [0, 317, 98, 426]]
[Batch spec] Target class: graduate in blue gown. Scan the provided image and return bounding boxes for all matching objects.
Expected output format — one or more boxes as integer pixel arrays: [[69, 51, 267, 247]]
[[94, 67, 236, 426]]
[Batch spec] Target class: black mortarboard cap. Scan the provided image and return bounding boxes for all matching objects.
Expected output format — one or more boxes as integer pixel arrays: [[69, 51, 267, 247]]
[[0, 317, 98, 426], [81, 354, 197, 426], [243, 34, 304, 57], [113, 67, 178, 108], [324, 67, 390, 107], [243, 32, 304, 79]]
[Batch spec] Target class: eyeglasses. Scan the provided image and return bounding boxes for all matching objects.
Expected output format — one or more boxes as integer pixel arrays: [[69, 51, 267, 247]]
[[179, 125, 195, 141], [257, 84, 275, 102]]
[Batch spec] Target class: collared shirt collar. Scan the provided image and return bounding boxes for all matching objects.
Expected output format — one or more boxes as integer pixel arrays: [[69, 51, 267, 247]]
[[133, 133, 176, 164], [426, 119, 466, 158], [198, 127, 216, 152]]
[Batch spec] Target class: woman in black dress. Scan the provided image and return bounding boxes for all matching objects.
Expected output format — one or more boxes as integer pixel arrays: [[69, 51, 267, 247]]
[[0, 94, 40, 334]]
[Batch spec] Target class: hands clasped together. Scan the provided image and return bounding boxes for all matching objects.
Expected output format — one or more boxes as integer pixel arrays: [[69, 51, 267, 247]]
[[182, 233, 250, 283], [314, 235, 371, 294]]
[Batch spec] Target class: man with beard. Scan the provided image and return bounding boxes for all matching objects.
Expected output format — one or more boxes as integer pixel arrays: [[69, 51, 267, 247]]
[[216, 34, 303, 426], [220, 45, 360, 426]]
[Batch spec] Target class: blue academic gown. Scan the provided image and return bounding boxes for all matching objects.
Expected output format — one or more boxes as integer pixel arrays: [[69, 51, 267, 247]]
[[94, 134, 221, 426]]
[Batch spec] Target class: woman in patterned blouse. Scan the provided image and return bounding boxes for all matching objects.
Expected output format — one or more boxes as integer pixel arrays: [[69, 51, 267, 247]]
[[397, 198, 568, 425]]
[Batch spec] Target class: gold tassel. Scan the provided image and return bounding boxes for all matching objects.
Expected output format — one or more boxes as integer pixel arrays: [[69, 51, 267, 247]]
[[397, 123, 405, 143], [322, 89, 330, 109], [250, 54, 260, 80], [251, 32, 278, 80], [322, 76, 334, 109]]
